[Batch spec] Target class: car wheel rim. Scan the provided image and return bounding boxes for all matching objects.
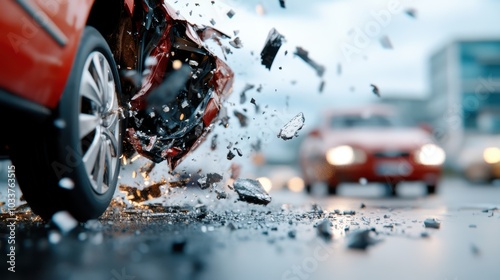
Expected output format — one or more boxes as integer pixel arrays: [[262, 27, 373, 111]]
[[79, 51, 120, 195]]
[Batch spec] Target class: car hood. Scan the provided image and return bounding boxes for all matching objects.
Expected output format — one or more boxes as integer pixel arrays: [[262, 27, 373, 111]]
[[321, 127, 434, 151]]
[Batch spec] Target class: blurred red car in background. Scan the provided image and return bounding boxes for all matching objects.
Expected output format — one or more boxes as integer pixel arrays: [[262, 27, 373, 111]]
[[0, 0, 233, 221], [299, 105, 445, 196]]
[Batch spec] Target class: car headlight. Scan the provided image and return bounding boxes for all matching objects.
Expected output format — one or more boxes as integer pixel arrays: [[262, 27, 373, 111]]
[[326, 145, 366, 166], [483, 147, 500, 164], [415, 144, 446, 165]]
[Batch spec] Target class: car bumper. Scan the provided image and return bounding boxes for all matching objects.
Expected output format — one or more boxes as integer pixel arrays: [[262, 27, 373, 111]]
[[304, 157, 441, 186]]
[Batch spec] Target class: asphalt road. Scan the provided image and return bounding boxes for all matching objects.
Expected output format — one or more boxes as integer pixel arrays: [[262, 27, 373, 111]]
[[1, 160, 500, 280]]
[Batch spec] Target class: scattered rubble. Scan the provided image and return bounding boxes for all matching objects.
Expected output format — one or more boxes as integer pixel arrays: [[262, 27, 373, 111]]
[[346, 229, 380, 250], [423, 218, 441, 229], [316, 218, 333, 240]]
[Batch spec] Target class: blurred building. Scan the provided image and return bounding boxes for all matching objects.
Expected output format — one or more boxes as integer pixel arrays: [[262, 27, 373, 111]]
[[426, 38, 500, 179]]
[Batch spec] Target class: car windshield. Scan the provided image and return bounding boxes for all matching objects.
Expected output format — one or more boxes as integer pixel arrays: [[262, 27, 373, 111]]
[[330, 114, 394, 128]]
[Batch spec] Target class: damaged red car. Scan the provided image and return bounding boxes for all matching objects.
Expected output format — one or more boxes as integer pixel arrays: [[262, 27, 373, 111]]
[[299, 105, 445, 196], [0, 0, 233, 221]]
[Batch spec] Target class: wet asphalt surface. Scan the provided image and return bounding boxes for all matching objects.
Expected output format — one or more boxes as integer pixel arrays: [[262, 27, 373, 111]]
[[1, 160, 500, 280]]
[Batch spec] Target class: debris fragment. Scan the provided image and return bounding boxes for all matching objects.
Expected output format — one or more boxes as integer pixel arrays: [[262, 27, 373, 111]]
[[423, 218, 441, 229], [370, 84, 380, 97], [210, 18, 216, 25], [58, 178, 74, 190], [239, 84, 254, 104], [227, 9, 236, 18], [379, 35, 393, 49], [51, 211, 78, 235], [316, 218, 333, 240], [346, 229, 379, 250], [229, 37, 243, 49], [279, 0, 286, 8], [233, 178, 272, 205], [233, 148, 243, 157], [211, 134, 218, 151], [288, 230, 297, 239], [360, 203, 366, 209], [119, 182, 165, 203], [277, 112, 305, 140], [233, 110, 249, 127], [227, 150, 235, 160], [318, 80, 325, 93], [216, 190, 228, 200], [293, 47, 325, 77], [404, 8, 417, 18], [343, 210, 356, 215], [260, 28, 285, 70]]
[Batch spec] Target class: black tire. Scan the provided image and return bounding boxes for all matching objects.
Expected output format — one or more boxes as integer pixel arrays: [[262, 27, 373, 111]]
[[426, 184, 437, 195], [385, 183, 397, 197], [305, 184, 312, 194], [327, 184, 337, 195], [11, 27, 123, 222]]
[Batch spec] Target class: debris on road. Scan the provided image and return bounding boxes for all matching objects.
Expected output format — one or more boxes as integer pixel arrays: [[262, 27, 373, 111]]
[[51, 211, 79, 235], [277, 112, 305, 140], [423, 218, 441, 229], [316, 218, 333, 240], [343, 210, 356, 215], [260, 28, 286, 70], [293, 47, 325, 77], [233, 178, 272, 205], [346, 229, 380, 250], [119, 182, 165, 203]]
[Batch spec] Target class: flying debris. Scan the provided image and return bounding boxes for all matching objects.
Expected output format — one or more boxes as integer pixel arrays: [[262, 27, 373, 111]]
[[370, 84, 380, 97], [233, 178, 272, 205], [319, 80, 325, 93], [233, 110, 249, 127], [227, 150, 236, 160], [239, 84, 255, 104], [405, 8, 417, 18], [279, 0, 286, 8], [227, 9, 236, 18], [379, 35, 393, 49], [229, 37, 243, 49], [293, 47, 325, 77], [260, 28, 286, 70], [277, 112, 305, 140], [119, 182, 165, 203], [337, 63, 342, 75]]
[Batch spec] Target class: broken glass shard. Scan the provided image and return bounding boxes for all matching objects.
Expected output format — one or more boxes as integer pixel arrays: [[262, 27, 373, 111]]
[[316, 218, 332, 240], [233, 178, 272, 205], [346, 229, 379, 250], [277, 112, 305, 140], [294, 47, 325, 77], [423, 218, 441, 229], [260, 28, 285, 70], [51, 211, 78, 235]]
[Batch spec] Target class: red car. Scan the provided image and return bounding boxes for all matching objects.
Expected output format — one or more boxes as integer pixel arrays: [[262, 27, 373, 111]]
[[0, 0, 233, 221], [299, 105, 445, 196]]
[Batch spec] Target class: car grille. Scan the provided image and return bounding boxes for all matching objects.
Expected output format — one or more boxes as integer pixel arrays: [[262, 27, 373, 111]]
[[373, 151, 410, 158]]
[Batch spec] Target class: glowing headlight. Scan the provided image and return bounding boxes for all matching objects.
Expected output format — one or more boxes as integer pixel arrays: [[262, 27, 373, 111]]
[[415, 144, 446, 165], [326, 145, 366, 165], [483, 147, 500, 164]]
